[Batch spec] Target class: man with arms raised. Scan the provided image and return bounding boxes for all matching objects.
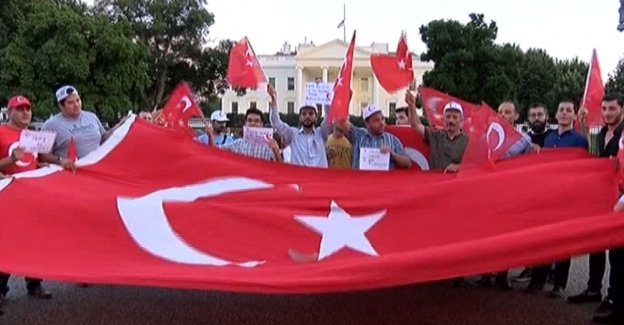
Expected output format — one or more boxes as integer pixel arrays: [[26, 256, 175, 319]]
[[268, 84, 331, 168], [407, 91, 468, 173], [335, 104, 411, 170], [0, 95, 53, 314]]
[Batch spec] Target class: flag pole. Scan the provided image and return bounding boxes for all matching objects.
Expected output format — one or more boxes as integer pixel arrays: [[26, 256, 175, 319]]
[[343, 4, 346, 42]]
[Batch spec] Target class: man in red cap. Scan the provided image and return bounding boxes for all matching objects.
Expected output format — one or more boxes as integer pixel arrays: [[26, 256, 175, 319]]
[[0, 95, 53, 314]]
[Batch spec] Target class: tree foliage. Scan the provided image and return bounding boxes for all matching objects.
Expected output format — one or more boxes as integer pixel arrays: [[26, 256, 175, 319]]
[[419, 13, 590, 118]]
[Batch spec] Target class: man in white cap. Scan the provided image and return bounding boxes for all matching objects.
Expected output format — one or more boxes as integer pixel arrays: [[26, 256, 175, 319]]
[[267, 84, 331, 168], [198, 110, 233, 146], [335, 103, 411, 170], [406, 90, 468, 173]]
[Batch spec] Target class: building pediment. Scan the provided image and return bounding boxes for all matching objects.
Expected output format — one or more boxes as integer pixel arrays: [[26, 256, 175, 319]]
[[296, 39, 372, 60]]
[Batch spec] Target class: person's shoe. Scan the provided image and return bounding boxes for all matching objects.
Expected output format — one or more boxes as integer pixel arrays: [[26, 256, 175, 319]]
[[524, 283, 544, 294], [451, 277, 465, 288], [476, 274, 493, 287], [512, 268, 532, 282], [595, 298, 615, 316], [547, 287, 565, 298], [27, 285, 52, 299], [495, 274, 511, 290], [592, 310, 624, 324], [567, 290, 602, 304]]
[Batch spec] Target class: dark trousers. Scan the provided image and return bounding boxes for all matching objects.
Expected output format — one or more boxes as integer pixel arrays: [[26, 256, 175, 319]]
[[0, 272, 41, 295], [588, 251, 607, 292], [530, 260, 571, 289], [608, 247, 624, 308]]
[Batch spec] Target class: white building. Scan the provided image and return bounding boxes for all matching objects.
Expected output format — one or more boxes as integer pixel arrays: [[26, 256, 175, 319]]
[[220, 39, 434, 117]]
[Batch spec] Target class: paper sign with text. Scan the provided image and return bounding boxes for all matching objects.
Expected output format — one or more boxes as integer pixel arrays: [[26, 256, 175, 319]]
[[304, 82, 334, 105], [18, 130, 56, 153], [359, 148, 390, 171], [243, 127, 274, 144]]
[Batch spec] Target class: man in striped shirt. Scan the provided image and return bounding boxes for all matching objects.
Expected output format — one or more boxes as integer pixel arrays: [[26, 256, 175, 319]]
[[335, 104, 411, 170]]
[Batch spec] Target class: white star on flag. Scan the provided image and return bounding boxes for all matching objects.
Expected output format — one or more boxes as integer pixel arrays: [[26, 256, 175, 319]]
[[398, 59, 406, 70], [294, 201, 386, 260], [246, 60, 254, 67]]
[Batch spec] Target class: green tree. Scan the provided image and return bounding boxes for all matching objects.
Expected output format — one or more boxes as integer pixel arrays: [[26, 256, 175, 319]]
[[606, 56, 624, 94], [553, 58, 588, 109], [93, 0, 234, 109], [0, 0, 149, 121], [516, 48, 558, 115]]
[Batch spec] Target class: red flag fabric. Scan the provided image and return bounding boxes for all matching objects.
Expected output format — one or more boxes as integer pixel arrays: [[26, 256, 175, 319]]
[[370, 33, 414, 93], [226, 37, 267, 89], [0, 116, 621, 294], [419, 87, 477, 131], [161, 82, 204, 137], [385, 125, 430, 170], [67, 137, 77, 161], [327, 31, 356, 122], [461, 103, 524, 169], [578, 49, 605, 129]]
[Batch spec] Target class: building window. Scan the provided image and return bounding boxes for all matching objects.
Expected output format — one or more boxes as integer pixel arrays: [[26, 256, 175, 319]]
[[360, 78, 369, 92], [269, 77, 276, 87], [287, 77, 295, 91], [231, 102, 239, 115], [389, 102, 397, 116], [250, 101, 257, 109], [408, 80, 417, 91], [287, 102, 295, 114]]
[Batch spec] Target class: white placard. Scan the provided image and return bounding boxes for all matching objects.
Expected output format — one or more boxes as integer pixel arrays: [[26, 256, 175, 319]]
[[304, 82, 334, 105], [359, 148, 390, 171], [243, 126, 274, 144], [18, 130, 56, 153]]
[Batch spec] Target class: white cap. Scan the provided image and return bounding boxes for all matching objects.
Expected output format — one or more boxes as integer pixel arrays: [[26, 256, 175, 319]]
[[363, 103, 383, 120], [443, 101, 463, 116], [56, 85, 78, 102], [210, 110, 229, 122]]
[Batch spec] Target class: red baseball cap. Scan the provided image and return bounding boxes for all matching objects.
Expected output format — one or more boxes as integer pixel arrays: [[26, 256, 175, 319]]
[[7, 95, 32, 109]]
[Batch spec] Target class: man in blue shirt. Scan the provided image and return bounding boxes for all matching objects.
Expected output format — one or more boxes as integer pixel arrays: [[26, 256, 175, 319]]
[[525, 99, 588, 297], [198, 111, 234, 146], [543, 100, 589, 149]]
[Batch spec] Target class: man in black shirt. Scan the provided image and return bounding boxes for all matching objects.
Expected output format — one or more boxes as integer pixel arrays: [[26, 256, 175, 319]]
[[527, 103, 552, 147], [568, 93, 624, 324]]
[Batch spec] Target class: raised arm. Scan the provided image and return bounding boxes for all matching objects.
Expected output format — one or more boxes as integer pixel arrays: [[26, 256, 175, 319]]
[[406, 90, 425, 138], [319, 104, 333, 140], [267, 84, 295, 145]]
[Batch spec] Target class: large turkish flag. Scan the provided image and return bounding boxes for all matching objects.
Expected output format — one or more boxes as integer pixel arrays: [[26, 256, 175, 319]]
[[0, 116, 622, 294]]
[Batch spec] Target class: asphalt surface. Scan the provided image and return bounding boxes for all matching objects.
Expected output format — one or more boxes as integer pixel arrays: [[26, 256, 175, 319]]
[[0, 255, 612, 325]]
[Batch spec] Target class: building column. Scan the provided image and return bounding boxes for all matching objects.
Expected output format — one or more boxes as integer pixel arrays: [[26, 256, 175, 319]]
[[322, 66, 328, 82], [372, 75, 380, 105], [296, 66, 304, 107]]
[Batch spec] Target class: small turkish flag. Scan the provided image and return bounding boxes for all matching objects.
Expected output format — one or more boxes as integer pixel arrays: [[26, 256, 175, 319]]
[[226, 37, 267, 89], [67, 137, 77, 161], [577, 49, 605, 129], [327, 31, 356, 123], [370, 32, 414, 93], [385, 125, 430, 170], [419, 87, 478, 132], [462, 103, 523, 169], [161, 82, 204, 137]]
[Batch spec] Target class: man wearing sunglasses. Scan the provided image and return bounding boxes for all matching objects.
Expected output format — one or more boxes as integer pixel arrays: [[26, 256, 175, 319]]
[[0, 95, 53, 314]]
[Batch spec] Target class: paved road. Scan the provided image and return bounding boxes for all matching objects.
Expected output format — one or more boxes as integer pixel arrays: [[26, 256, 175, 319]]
[[0, 255, 611, 325]]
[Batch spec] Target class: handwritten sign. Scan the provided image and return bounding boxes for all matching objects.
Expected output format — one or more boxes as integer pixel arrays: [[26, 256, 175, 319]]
[[304, 82, 334, 105], [18, 130, 56, 153], [243, 127, 274, 144], [359, 148, 390, 171]]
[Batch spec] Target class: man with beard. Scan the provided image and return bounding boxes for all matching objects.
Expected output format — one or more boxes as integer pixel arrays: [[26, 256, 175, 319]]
[[407, 91, 468, 173], [268, 84, 332, 168], [335, 103, 411, 170], [524, 100, 588, 298], [198, 111, 233, 146], [572, 94, 624, 324], [526, 103, 552, 147], [0, 95, 53, 315]]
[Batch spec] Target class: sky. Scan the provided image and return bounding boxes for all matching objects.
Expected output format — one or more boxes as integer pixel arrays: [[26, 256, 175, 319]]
[[83, 0, 624, 81]]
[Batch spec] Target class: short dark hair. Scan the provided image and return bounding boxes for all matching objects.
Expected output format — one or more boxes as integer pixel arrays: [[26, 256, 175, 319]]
[[528, 102, 547, 111], [558, 99, 577, 112], [395, 107, 408, 115], [245, 108, 264, 121], [603, 93, 624, 107]]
